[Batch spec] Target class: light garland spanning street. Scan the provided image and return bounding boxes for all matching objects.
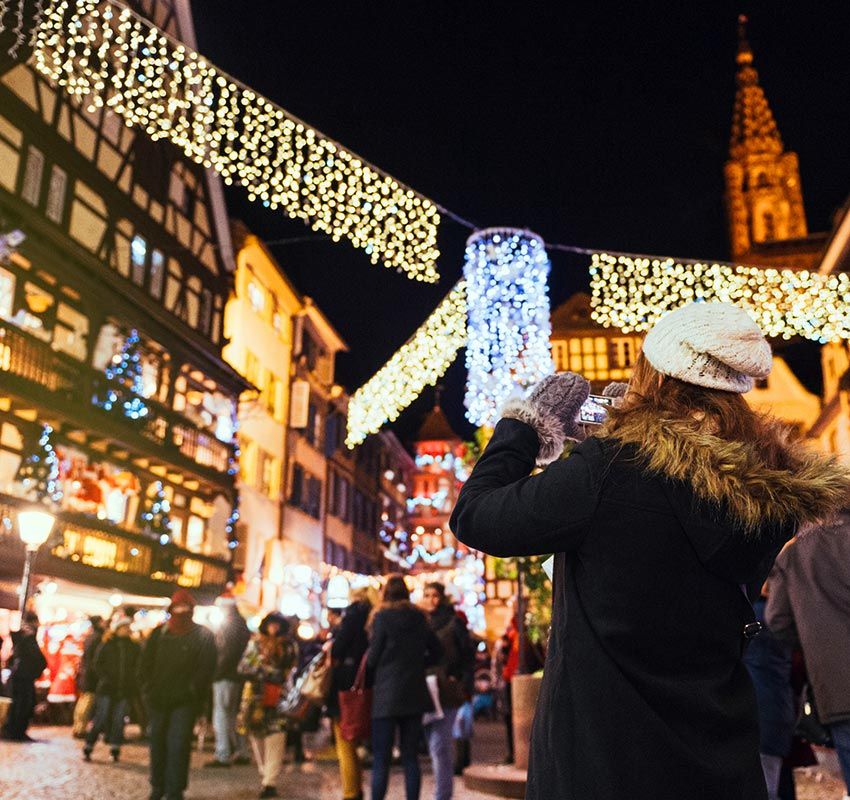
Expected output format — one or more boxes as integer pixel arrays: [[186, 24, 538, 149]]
[[30, 0, 441, 282], [463, 228, 554, 427], [589, 252, 850, 343], [345, 281, 468, 447]]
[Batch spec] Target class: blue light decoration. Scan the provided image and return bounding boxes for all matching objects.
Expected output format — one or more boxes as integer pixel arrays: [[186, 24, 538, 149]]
[[141, 481, 172, 545], [94, 329, 149, 421], [16, 423, 63, 505], [463, 228, 554, 427]]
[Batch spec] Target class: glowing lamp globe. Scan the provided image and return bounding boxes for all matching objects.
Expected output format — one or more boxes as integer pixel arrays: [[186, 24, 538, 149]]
[[17, 508, 55, 550]]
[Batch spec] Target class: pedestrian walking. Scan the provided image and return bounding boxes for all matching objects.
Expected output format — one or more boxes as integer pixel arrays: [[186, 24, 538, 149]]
[[237, 611, 297, 799], [450, 302, 849, 800], [367, 574, 442, 800], [72, 614, 105, 738], [766, 512, 850, 800], [421, 582, 475, 800], [326, 586, 373, 800], [743, 591, 795, 800], [205, 590, 251, 768], [0, 611, 47, 742], [138, 589, 217, 800], [83, 613, 141, 762]]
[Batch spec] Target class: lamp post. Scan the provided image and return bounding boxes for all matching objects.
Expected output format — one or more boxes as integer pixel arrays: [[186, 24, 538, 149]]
[[17, 507, 55, 616]]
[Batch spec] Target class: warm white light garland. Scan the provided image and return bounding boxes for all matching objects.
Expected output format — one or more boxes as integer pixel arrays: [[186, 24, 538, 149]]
[[589, 252, 850, 342], [345, 281, 468, 447], [30, 0, 441, 281], [463, 228, 553, 427]]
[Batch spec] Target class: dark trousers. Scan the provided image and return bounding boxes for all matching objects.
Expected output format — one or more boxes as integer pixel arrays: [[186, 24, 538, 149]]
[[2, 678, 36, 740], [148, 704, 196, 800], [503, 681, 513, 762], [85, 695, 128, 751], [371, 714, 422, 800]]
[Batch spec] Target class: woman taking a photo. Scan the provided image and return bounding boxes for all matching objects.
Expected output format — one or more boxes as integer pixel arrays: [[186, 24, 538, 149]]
[[451, 302, 848, 800], [367, 574, 442, 800]]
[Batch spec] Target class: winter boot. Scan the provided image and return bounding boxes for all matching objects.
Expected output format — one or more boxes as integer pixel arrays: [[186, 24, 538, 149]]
[[82, 745, 92, 762], [110, 747, 120, 762]]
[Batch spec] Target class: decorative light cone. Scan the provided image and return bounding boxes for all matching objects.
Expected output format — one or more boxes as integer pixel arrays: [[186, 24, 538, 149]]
[[17, 507, 55, 550], [463, 228, 554, 427]]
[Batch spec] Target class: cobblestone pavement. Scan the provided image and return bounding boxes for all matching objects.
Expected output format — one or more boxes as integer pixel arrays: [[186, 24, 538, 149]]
[[0, 723, 845, 800]]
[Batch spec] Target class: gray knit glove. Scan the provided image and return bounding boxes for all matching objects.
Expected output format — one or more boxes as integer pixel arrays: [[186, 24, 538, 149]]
[[501, 372, 591, 466], [602, 381, 629, 402]]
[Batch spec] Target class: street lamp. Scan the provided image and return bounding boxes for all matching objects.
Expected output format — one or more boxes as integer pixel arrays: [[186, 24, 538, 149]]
[[17, 507, 55, 616]]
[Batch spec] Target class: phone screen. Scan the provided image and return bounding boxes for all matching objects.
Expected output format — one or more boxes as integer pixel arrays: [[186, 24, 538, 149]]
[[579, 394, 615, 425]]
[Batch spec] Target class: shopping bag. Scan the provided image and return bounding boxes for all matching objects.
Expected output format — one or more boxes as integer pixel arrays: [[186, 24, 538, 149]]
[[300, 651, 332, 704], [262, 682, 282, 708], [338, 652, 372, 742]]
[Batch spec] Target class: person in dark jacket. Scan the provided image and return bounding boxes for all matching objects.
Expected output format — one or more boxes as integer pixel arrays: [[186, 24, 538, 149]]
[[743, 592, 795, 800], [367, 574, 442, 800], [72, 614, 105, 737], [205, 591, 251, 768], [1, 611, 47, 742], [766, 513, 850, 798], [450, 302, 849, 800], [83, 613, 141, 762], [327, 587, 373, 800], [422, 581, 475, 800], [138, 589, 216, 800]]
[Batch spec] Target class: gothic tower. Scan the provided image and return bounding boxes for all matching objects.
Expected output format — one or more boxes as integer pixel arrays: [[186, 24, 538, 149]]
[[724, 16, 808, 260]]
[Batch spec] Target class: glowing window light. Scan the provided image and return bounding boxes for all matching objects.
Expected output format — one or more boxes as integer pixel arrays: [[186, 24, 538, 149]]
[[463, 228, 554, 427], [345, 281, 467, 447], [30, 0, 440, 282], [589, 253, 850, 343]]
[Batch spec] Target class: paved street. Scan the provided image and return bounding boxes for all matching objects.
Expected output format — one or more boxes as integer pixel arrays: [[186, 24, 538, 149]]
[[0, 721, 844, 799]]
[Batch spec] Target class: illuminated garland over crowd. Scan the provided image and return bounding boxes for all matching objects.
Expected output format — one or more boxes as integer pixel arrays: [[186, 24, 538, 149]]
[[589, 252, 850, 343], [30, 0, 441, 282], [345, 281, 468, 447], [463, 229, 554, 427]]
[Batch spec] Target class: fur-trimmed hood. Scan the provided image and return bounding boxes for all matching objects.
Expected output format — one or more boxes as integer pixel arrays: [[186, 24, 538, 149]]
[[597, 409, 850, 534]]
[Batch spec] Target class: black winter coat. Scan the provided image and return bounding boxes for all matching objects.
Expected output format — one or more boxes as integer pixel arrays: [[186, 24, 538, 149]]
[[213, 610, 250, 682], [94, 636, 141, 699], [137, 623, 217, 712], [78, 628, 103, 693], [366, 602, 442, 719], [428, 604, 475, 706], [8, 629, 46, 683], [450, 413, 847, 800], [328, 599, 370, 718]]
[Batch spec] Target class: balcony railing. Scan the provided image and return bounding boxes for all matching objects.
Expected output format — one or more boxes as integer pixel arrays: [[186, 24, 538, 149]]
[[0, 495, 229, 600], [0, 320, 234, 480]]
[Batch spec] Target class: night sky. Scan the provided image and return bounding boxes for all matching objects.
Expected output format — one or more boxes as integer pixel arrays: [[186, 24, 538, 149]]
[[191, 2, 850, 443]]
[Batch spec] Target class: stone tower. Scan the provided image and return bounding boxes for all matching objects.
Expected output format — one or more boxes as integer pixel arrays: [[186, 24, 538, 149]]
[[724, 15, 808, 260]]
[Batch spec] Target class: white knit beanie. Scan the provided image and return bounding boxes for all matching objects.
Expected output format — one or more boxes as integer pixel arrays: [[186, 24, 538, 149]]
[[642, 302, 772, 393]]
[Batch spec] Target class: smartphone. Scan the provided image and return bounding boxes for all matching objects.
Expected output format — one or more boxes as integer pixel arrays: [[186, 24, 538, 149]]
[[579, 394, 615, 425]]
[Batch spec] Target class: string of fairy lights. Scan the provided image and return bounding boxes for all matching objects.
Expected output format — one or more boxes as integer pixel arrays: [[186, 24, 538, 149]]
[[3, 2, 848, 449]]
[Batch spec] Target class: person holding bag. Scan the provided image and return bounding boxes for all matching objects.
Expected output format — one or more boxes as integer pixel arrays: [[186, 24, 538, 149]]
[[367, 574, 443, 800], [237, 612, 297, 799], [450, 302, 850, 800], [326, 587, 373, 800]]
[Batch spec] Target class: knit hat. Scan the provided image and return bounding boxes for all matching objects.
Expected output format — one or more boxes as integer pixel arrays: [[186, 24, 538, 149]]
[[169, 588, 196, 613], [110, 613, 132, 632], [642, 302, 772, 393]]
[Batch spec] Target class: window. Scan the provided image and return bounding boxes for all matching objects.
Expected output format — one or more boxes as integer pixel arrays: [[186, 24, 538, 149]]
[[239, 438, 258, 486], [247, 280, 266, 314], [329, 472, 350, 521], [21, 146, 44, 206], [0, 266, 15, 319], [149, 249, 165, 298], [304, 402, 321, 448], [306, 475, 322, 519], [611, 337, 636, 368], [258, 449, 280, 499], [131, 235, 147, 286], [53, 302, 89, 361], [45, 166, 67, 223], [551, 340, 568, 371], [199, 289, 213, 335], [290, 464, 322, 519]]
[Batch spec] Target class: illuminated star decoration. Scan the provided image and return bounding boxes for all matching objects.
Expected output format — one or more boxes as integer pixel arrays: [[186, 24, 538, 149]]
[[463, 228, 554, 427], [589, 252, 850, 343], [30, 0, 440, 282]]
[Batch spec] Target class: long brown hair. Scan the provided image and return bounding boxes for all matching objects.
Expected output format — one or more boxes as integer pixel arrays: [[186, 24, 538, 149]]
[[605, 353, 792, 470]]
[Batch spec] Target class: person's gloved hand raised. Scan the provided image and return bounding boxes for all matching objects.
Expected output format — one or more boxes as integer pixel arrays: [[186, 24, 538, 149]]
[[501, 372, 590, 466]]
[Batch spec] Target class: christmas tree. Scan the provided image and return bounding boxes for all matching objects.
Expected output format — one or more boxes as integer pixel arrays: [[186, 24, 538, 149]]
[[95, 329, 149, 420], [141, 481, 172, 544], [16, 424, 62, 504]]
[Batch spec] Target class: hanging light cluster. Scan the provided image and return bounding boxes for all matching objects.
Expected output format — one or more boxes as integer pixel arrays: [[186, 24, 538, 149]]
[[345, 281, 468, 447], [589, 252, 850, 343], [463, 228, 554, 427], [31, 0, 441, 282]]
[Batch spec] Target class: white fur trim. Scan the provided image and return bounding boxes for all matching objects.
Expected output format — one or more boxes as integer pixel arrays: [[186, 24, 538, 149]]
[[501, 398, 565, 467]]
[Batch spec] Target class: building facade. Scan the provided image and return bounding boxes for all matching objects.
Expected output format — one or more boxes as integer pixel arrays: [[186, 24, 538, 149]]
[[0, 0, 245, 617]]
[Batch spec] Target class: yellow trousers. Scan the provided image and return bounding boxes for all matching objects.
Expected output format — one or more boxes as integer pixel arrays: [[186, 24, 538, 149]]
[[333, 719, 362, 799]]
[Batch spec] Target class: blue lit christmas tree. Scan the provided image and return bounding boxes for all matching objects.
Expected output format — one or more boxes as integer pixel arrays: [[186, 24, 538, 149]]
[[16, 424, 63, 505], [94, 329, 149, 420], [141, 481, 172, 545]]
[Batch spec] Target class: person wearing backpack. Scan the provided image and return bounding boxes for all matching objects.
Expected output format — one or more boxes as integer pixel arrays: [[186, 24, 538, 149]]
[[422, 582, 475, 800]]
